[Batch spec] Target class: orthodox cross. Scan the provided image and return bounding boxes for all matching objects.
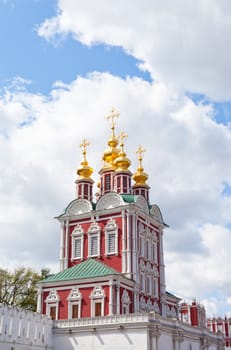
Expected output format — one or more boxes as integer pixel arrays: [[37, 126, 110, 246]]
[[105, 107, 120, 136], [80, 138, 90, 162], [136, 145, 146, 167], [119, 132, 128, 152]]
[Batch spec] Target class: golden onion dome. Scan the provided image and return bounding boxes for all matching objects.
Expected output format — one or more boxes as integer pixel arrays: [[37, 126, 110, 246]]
[[114, 132, 131, 171], [102, 107, 120, 167], [133, 146, 149, 186], [76, 139, 93, 179]]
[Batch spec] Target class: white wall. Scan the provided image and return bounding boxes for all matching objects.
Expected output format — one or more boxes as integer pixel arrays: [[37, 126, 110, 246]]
[[0, 304, 53, 350], [53, 313, 225, 350]]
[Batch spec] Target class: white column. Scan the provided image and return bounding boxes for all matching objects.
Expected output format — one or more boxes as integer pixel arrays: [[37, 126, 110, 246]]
[[64, 220, 69, 269], [109, 279, 113, 315], [132, 212, 138, 282], [36, 287, 42, 313], [116, 282, 120, 314], [159, 228, 165, 295], [59, 221, 65, 271], [122, 211, 127, 273], [126, 211, 131, 277]]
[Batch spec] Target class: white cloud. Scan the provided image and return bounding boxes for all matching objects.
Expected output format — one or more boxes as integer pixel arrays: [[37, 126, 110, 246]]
[[1, 73, 231, 316], [38, 0, 231, 100], [1, 0, 231, 318]]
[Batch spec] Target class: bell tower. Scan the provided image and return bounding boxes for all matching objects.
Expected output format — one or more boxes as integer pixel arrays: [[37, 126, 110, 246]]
[[75, 139, 94, 202]]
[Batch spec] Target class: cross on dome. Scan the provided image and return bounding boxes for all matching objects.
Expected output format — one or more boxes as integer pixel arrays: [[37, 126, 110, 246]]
[[80, 138, 90, 162], [105, 107, 120, 137], [119, 131, 128, 152], [136, 145, 146, 167]]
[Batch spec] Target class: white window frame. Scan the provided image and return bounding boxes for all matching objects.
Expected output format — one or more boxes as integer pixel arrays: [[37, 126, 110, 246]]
[[121, 290, 131, 314], [147, 239, 152, 261], [67, 286, 82, 319], [147, 275, 152, 296], [45, 290, 60, 320], [88, 222, 101, 258], [71, 224, 84, 261], [90, 286, 105, 317], [105, 219, 118, 256], [140, 272, 145, 292], [153, 278, 158, 298]]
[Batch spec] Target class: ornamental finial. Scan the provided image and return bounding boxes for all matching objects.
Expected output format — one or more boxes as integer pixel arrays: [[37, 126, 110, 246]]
[[80, 138, 90, 162], [119, 131, 128, 152], [105, 107, 120, 137], [136, 145, 146, 168]]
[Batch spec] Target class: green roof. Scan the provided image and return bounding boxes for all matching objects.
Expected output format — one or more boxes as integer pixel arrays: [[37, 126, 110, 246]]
[[121, 194, 137, 203], [41, 259, 119, 283]]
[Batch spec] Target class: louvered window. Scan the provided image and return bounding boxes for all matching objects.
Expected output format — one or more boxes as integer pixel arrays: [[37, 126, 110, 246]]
[[73, 238, 82, 259], [107, 232, 116, 254], [90, 235, 98, 256], [105, 219, 118, 256]]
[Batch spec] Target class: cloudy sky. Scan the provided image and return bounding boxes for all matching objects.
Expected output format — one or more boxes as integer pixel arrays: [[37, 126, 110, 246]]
[[1, 0, 231, 317]]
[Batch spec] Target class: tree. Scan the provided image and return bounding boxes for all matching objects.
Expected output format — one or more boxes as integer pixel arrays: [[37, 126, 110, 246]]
[[0, 267, 49, 311]]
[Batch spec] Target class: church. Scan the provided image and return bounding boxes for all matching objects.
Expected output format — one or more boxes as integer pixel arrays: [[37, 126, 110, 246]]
[[33, 108, 225, 349], [37, 107, 180, 321]]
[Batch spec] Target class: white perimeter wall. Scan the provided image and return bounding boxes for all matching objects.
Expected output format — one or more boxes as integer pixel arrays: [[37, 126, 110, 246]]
[[0, 304, 53, 350], [53, 313, 225, 350]]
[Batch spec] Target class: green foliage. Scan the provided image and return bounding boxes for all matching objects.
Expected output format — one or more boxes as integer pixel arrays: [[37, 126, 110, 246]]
[[0, 267, 49, 312]]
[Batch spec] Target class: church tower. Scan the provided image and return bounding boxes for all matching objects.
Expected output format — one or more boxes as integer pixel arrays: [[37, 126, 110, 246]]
[[75, 139, 94, 202], [37, 109, 179, 321]]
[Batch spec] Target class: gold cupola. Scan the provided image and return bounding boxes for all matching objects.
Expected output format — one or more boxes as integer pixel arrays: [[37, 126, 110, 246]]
[[102, 107, 120, 168], [133, 146, 149, 186], [77, 139, 93, 179], [114, 132, 131, 171]]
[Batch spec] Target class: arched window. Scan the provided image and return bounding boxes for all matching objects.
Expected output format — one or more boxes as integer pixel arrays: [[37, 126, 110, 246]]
[[72, 224, 84, 260], [90, 286, 105, 317], [88, 222, 101, 258], [67, 286, 82, 319], [45, 290, 60, 320], [105, 218, 118, 256]]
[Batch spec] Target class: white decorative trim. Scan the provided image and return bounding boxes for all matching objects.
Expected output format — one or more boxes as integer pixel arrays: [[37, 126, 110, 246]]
[[140, 296, 146, 311], [67, 286, 82, 301], [105, 218, 118, 256], [71, 224, 84, 260], [90, 286, 105, 317], [45, 290, 59, 320], [154, 300, 160, 313], [67, 287, 82, 319], [90, 286, 105, 299], [134, 195, 149, 214], [88, 222, 101, 258], [147, 298, 152, 311], [150, 205, 164, 224], [122, 290, 131, 314], [45, 290, 60, 303], [96, 193, 125, 211], [66, 199, 93, 216]]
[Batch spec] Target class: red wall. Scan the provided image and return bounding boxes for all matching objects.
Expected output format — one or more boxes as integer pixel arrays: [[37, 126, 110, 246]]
[[42, 283, 110, 320], [67, 215, 123, 272]]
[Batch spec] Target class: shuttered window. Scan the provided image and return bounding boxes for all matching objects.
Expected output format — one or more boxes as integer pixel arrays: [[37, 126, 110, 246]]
[[73, 238, 82, 259], [107, 232, 116, 254], [90, 235, 98, 256]]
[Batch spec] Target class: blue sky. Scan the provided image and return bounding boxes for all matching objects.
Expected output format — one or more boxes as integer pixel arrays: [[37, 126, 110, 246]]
[[0, 0, 150, 94], [1, 0, 231, 318]]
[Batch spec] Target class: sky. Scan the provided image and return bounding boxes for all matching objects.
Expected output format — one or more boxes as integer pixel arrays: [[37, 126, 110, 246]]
[[0, 0, 231, 318]]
